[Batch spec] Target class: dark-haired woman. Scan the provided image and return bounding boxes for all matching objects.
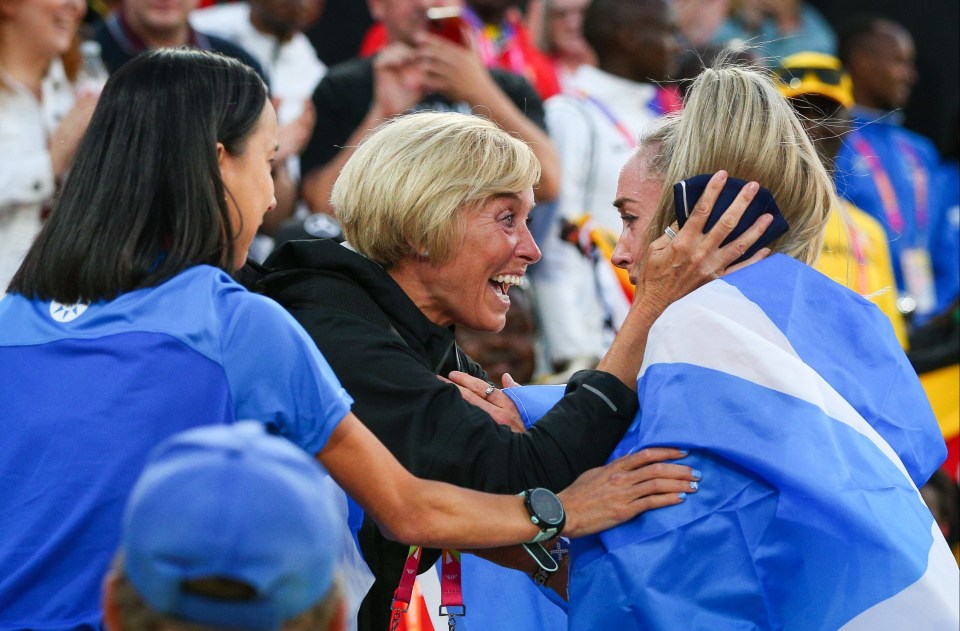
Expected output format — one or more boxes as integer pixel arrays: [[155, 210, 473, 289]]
[[0, 48, 705, 629]]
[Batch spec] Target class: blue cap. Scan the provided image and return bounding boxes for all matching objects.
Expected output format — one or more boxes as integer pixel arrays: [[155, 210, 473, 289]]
[[122, 422, 340, 630]]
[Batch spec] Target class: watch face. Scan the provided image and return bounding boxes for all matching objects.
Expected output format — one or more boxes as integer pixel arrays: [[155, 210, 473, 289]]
[[529, 488, 564, 526]]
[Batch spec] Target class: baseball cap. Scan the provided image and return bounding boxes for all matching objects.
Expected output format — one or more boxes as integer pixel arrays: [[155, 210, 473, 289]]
[[122, 421, 340, 631], [772, 51, 854, 109]]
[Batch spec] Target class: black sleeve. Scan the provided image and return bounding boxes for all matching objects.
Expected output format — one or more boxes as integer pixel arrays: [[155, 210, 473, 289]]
[[287, 294, 637, 494], [300, 58, 372, 178], [489, 69, 547, 131]]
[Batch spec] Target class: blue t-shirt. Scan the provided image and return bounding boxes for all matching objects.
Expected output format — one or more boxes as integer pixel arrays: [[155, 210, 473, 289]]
[[0, 265, 352, 630]]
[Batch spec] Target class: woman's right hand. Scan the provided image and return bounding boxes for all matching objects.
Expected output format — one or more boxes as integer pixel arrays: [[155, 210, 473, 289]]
[[631, 170, 773, 318], [556, 447, 700, 538]]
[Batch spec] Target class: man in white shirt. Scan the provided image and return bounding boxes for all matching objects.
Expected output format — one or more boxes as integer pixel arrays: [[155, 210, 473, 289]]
[[533, 0, 682, 378], [191, 0, 326, 248]]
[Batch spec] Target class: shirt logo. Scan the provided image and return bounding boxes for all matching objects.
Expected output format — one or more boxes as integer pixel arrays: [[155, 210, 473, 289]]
[[50, 301, 88, 323]]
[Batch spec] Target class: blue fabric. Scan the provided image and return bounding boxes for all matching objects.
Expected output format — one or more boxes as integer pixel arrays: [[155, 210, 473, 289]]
[[833, 108, 943, 313], [0, 266, 351, 630], [456, 555, 567, 630], [566, 255, 948, 630], [930, 160, 960, 311]]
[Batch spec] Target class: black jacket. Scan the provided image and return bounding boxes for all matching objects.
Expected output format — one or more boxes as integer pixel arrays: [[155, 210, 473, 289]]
[[248, 239, 639, 630]]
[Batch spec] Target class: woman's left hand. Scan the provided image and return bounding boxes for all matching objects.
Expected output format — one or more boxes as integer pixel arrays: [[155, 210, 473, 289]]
[[444, 370, 525, 433]]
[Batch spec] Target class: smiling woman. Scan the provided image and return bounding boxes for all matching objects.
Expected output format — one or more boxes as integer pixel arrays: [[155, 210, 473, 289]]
[[248, 111, 768, 630], [0, 0, 96, 289]]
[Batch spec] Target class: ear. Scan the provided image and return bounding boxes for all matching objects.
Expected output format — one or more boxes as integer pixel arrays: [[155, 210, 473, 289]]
[[101, 571, 123, 631], [216, 141, 226, 166]]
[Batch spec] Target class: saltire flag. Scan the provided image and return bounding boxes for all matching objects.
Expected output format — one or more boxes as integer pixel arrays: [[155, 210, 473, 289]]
[[507, 254, 958, 630]]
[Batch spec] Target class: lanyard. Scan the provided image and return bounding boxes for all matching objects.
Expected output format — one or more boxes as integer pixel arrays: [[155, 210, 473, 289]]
[[850, 134, 928, 241], [571, 89, 637, 148], [463, 9, 528, 79], [391, 546, 465, 631]]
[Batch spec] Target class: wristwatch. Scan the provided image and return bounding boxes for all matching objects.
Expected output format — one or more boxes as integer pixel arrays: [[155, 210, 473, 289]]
[[520, 488, 566, 543]]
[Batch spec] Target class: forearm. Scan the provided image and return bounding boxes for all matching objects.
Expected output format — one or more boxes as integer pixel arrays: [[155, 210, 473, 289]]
[[301, 107, 387, 215], [595, 298, 662, 391], [319, 414, 540, 548]]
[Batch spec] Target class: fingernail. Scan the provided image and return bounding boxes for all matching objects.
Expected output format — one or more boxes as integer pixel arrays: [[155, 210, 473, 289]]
[[747, 181, 759, 192], [759, 248, 772, 257], [690, 481, 700, 491], [678, 449, 689, 457], [691, 469, 702, 480], [678, 492, 688, 500], [715, 170, 728, 180]]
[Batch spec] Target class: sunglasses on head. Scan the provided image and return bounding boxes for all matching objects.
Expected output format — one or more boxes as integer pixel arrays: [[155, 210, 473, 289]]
[[772, 66, 845, 87]]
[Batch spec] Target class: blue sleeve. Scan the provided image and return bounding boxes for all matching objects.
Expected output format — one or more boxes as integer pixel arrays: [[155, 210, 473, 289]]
[[217, 289, 353, 455]]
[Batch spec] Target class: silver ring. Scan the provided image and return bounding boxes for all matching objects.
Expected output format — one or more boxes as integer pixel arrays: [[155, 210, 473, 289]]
[[664, 226, 678, 241], [483, 385, 496, 398], [711, 271, 721, 280]]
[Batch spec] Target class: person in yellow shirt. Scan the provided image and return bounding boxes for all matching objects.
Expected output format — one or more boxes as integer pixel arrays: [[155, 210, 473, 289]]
[[774, 51, 908, 347]]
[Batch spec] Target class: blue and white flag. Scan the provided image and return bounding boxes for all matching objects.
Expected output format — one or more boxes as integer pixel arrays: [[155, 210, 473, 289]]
[[507, 255, 957, 630]]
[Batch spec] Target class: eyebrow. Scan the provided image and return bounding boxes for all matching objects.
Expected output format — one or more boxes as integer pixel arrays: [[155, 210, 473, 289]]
[[612, 197, 636, 211]]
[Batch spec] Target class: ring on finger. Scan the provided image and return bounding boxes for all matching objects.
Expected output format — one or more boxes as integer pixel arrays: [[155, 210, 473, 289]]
[[664, 226, 678, 241], [711, 271, 722, 280], [483, 385, 496, 398]]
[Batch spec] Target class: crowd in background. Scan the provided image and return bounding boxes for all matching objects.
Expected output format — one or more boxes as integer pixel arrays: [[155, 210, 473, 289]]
[[1, 0, 958, 628]]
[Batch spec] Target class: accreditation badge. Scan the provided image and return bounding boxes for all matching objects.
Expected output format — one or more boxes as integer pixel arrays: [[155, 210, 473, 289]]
[[901, 247, 936, 314]]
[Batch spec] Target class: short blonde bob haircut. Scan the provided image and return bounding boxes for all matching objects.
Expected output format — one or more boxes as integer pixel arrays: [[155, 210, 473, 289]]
[[642, 63, 835, 265], [332, 112, 541, 267]]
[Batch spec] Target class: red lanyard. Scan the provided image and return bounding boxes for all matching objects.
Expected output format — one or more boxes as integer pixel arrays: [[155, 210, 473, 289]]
[[391, 546, 465, 631], [850, 134, 928, 241]]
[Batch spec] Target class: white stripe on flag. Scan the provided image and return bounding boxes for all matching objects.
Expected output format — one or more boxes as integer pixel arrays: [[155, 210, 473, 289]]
[[640, 280, 914, 486], [840, 522, 960, 630]]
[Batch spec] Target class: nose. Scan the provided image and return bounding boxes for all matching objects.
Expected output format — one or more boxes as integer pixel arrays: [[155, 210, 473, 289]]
[[611, 235, 632, 270], [268, 195, 278, 213], [518, 223, 542, 264]]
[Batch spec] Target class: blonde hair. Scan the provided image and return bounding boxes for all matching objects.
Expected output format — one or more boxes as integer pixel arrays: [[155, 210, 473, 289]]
[[642, 64, 835, 265], [331, 112, 541, 267]]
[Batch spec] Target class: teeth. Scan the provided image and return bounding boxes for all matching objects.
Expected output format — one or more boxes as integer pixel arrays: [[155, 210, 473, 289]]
[[490, 274, 522, 287]]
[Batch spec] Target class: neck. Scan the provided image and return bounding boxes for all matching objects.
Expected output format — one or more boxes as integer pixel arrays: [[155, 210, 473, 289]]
[[249, 9, 293, 43], [123, 7, 191, 48], [387, 259, 451, 327], [600, 57, 649, 85], [0, 29, 53, 97], [852, 88, 886, 112]]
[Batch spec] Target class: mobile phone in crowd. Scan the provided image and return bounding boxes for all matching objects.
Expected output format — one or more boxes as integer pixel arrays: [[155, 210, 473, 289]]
[[426, 6, 469, 46], [673, 174, 789, 265]]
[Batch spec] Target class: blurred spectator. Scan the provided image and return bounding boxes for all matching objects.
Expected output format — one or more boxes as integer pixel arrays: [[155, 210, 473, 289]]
[[533, 0, 681, 379], [526, 0, 595, 91], [455, 284, 538, 385], [773, 51, 908, 347], [462, 0, 559, 99], [1, 0, 96, 290], [711, 0, 836, 66], [191, 0, 327, 249], [299, 0, 560, 215], [305, 0, 372, 66], [929, 110, 960, 317], [359, 0, 561, 100], [92, 0, 263, 75], [833, 16, 944, 323], [674, 0, 731, 49], [102, 422, 347, 631]]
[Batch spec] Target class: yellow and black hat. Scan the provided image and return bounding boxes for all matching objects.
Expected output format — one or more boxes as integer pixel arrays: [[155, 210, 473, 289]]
[[772, 52, 854, 109]]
